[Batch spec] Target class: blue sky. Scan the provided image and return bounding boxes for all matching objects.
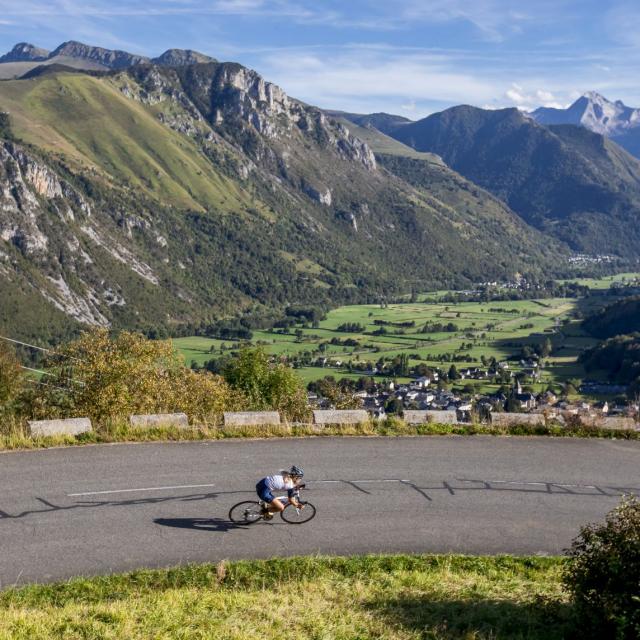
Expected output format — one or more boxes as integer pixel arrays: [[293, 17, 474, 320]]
[[1, 0, 640, 118]]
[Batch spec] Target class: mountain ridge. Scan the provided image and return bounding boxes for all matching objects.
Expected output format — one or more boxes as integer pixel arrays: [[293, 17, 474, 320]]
[[531, 91, 640, 158], [0, 40, 215, 79], [386, 104, 640, 257], [0, 42, 50, 63], [0, 58, 561, 341]]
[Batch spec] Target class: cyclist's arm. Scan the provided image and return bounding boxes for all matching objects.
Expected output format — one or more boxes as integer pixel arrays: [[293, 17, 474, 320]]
[[287, 484, 304, 507]]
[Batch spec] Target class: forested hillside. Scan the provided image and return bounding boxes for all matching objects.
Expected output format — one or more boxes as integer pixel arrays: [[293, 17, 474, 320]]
[[0, 59, 562, 341], [388, 105, 640, 256], [582, 296, 640, 339]]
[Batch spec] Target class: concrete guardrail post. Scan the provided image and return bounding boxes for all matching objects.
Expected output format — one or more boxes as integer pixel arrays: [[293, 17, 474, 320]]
[[129, 413, 190, 429], [490, 412, 546, 427], [312, 409, 369, 425], [223, 412, 281, 427], [28, 418, 93, 437]]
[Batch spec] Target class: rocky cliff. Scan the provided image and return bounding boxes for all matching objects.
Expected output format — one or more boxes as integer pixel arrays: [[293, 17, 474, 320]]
[[0, 58, 563, 340]]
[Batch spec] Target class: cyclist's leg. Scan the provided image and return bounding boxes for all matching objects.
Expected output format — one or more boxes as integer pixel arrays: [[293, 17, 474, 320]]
[[256, 480, 275, 512], [264, 497, 284, 513]]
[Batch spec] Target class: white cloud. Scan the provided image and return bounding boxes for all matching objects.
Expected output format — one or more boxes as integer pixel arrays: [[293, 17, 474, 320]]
[[502, 83, 567, 111], [213, 0, 265, 11], [395, 0, 569, 42], [256, 49, 500, 114]]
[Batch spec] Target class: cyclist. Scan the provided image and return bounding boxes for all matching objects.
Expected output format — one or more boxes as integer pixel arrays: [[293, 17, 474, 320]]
[[256, 466, 305, 520]]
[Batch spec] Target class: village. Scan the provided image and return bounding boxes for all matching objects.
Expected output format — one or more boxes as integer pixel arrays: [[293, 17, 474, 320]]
[[307, 358, 638, 424]]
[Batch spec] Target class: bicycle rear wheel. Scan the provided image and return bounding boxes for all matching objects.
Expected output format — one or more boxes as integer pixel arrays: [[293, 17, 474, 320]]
[[228, 501, 263, 524], [281, 501, 316, 524]]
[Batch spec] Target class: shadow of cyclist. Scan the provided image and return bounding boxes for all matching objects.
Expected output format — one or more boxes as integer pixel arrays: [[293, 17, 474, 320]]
[[154, 517, 251, 532]]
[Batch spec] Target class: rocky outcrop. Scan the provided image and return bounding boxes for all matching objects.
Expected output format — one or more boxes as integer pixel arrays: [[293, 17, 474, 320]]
[[204, 63, 376, 170], [0, 140, 165, 327], [153, 49, 215, 66], [210, 64, 291, 137], [50, 41, 150, 70], [303, 182, 332, 206]]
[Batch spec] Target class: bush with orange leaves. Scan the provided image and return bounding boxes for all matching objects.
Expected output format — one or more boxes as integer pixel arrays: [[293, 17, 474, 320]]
[[29, 329, 240, 423]]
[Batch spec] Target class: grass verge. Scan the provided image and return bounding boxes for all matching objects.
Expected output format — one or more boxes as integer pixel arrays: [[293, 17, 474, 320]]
[[0, 554, 571, 639], [1, 416, 638, 451]]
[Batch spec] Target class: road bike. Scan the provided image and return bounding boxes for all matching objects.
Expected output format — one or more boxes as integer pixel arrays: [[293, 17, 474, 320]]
[[228, 486, 316, 525]]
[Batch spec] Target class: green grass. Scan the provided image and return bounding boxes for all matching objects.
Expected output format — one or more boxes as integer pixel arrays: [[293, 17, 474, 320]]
[[175, 297, 589, 386], [556, 272, 640, 290], [0, 554, 572, 639], [338, 117, 445, 161], [0, 73, 261, 213], [2, 417, 637, 452]]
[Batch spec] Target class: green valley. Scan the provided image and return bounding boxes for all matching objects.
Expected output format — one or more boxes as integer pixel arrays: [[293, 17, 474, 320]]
[[176, 274, 640, 397]]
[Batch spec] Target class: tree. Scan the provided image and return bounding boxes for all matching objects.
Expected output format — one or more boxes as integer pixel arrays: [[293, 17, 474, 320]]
[[541, 337, 553, 358], [223, 347, 309, 420], [505, 392, 522, 412], [385, 397, 403, 414], [308, 376, 361, 410], [448, 364, 460, 381], [0, 343, 24, 415], [0, 112, 15, 141]]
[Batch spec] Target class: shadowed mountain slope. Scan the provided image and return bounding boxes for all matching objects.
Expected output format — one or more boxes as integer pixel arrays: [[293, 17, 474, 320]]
[[0, 61, 564, 340], [390, 105, 640, 257]]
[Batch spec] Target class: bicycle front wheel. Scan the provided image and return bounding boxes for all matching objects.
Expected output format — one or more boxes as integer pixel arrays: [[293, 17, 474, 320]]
[[281, 502, 316, 524], [228, 501, 263, 524]]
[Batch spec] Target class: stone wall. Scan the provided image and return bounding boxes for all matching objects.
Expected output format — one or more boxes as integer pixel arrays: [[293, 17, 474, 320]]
[[580, 415, 638, 431], [490, 412, 545, 427], [424, 410, 460, 425]]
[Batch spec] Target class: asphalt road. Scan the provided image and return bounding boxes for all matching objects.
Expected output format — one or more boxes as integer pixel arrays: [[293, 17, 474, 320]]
[[1, 436, 639, 587]]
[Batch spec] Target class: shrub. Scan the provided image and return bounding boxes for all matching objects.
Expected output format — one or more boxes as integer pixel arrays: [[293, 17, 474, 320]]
[[0, 343, 24, 416], [0, 112, 15, 140], [30, 330, 236, 422], [563, 495, 640, 639]]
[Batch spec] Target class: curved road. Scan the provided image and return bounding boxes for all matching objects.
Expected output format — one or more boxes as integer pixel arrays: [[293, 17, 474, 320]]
[[1, 436, 639, 586]]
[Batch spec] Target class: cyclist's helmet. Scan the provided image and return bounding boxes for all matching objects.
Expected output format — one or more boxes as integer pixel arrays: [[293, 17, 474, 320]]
[[289, 465, 304, 478]]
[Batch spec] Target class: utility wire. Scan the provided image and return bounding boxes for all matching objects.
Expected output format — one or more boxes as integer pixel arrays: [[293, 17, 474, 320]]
[[19, 366, 85, 386], [24, 378, 74, 393], [0, 334, 81, 362], [0, 336, 85, 385], [0, 334, 51, 353]]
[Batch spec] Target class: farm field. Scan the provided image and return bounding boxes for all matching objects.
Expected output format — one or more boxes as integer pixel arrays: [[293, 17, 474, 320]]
[[557, 271, 640, 290], [175, 293, 608, 395]]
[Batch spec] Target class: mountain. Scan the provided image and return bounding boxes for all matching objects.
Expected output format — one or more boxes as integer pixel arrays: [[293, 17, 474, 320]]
[[0, 41, 214, 79], [0, 59, 562, 341], [46, 41, 150, 70], [388, 104, 640, 257], [325, 111, 412, 136], [0, 42, 50, 63], [152, 49, 216, 66], [531, 92, 640, 158]]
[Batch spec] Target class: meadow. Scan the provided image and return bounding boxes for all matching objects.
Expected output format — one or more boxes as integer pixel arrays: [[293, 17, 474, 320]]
[[0, 555, 570, 639], [175, 296, 597, 394]]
